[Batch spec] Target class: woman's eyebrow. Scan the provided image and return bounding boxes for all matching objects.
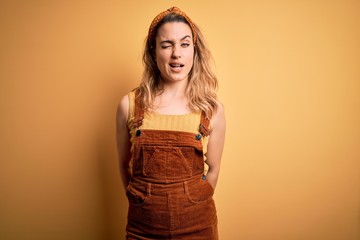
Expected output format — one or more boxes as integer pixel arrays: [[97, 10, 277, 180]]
[[181, 35, 191, 41], [160, 35, 192, 44]]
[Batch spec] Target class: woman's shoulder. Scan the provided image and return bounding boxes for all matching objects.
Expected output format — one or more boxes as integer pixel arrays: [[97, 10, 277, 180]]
[[211, 99, 224, 118], [117, 88, 138, 111], [117, 94, 130, 122], [215, 99, 224, 111], [118, 88, 140, 122]]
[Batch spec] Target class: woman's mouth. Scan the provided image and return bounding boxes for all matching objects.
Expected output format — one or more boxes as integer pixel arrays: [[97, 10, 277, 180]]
[[169, 63, 184, 68], [169, 63, 184, 73]]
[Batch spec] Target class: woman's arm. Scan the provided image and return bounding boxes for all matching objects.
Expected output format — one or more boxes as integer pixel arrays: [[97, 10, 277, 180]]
[[205, 102, 226, 190], [116, 95, 132, 191]]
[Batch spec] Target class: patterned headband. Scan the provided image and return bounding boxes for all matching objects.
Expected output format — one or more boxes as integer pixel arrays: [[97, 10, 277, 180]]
[[147, 6, 197, 46]]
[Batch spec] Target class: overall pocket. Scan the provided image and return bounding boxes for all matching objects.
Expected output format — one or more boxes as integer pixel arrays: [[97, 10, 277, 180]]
[[141, 146, 194, 180], [186, 179, 214, 203], [126, 182, 148, 206]]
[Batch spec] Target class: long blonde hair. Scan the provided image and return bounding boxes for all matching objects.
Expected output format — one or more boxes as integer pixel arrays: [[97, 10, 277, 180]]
[[139, 10, 218, 118]]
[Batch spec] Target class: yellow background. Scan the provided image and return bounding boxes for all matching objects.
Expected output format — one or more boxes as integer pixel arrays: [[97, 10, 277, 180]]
[[1, 0, 359, 239]]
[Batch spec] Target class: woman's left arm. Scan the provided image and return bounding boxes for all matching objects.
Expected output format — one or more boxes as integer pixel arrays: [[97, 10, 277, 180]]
[[205, 102, 226, 190]]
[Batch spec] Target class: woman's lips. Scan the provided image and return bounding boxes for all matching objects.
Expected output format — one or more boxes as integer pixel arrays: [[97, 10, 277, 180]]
[[169, 63, 184, 67], [169, 63, 184, 72]]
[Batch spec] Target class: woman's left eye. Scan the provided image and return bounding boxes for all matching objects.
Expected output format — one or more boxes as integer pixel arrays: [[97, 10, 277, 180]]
[[181, 43, 190, 47]]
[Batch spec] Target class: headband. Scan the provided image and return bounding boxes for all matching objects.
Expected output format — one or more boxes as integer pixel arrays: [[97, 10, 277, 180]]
[[147, 6, 197, 46]]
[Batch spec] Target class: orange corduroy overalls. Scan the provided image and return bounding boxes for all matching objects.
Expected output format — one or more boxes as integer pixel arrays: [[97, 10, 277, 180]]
[[125, 90, 218, 240]]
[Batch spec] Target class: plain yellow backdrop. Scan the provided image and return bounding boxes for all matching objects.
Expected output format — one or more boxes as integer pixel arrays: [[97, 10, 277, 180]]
[[0, 1, 359, 239]]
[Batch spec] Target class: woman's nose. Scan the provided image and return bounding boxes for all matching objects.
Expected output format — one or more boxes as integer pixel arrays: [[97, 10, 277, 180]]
[[171, 45, 181, 58]]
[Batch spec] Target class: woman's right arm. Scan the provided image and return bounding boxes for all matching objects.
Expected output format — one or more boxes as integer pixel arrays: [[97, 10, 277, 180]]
[[116, 95, 132, 191]]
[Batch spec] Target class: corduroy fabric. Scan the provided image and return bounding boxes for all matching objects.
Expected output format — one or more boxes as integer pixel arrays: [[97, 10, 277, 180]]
[[125, 89, 218, 239]]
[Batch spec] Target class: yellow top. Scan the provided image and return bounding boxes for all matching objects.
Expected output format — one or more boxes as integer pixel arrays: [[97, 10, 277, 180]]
[[127, 91, 209, 155]]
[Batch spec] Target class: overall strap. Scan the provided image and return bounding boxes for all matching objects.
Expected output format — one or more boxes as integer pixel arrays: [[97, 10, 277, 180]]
[[131, 88, 144, 129], [199, 112, 212, 137]]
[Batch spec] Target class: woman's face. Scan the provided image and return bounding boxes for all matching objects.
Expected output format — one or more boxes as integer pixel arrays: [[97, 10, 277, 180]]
[[155, 21, 194, 84]]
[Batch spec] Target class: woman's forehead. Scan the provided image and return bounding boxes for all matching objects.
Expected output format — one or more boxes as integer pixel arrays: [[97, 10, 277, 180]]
[[156, 22, 193, 40]]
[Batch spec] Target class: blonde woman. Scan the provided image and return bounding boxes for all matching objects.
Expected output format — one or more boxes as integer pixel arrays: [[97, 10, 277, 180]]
[[116, 6, 225, 239]]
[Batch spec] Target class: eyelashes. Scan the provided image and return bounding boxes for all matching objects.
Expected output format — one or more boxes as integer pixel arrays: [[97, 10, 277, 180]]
[[160, 43, 190, 49]]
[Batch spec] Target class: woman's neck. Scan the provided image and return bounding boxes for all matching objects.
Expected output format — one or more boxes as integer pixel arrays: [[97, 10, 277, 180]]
[[152, 81, 191, 115], [160, 78, 188, 97]]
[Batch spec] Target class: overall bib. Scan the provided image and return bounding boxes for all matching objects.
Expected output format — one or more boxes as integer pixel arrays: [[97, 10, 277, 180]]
[[125, 90, 218, 240]]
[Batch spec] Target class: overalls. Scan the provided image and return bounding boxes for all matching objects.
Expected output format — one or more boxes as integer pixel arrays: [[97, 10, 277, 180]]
[[125, 90, 218, 240]]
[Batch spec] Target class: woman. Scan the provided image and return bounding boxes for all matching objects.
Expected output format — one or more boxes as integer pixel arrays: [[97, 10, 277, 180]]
[[116, 6, 225, 239]]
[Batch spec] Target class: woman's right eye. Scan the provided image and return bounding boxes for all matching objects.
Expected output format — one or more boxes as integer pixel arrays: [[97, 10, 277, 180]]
[[161, 45, 171, 49]]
